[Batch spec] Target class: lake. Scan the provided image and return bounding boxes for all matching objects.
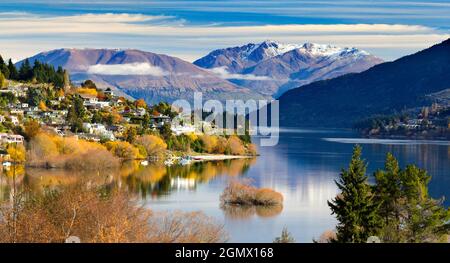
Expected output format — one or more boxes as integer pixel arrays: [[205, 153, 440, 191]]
[[1, 128, 449, 242]]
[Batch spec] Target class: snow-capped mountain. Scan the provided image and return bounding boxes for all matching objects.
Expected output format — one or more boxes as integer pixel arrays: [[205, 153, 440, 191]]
[[194, 41, 383, 97]]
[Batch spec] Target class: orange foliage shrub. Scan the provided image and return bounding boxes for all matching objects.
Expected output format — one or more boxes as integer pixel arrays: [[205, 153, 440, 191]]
[[226, 136, 246, 155], [316, 230, 337, 243], [63, 149, 120, 170], [136, 135, 167, 157], [134, 99, 147, 108], [105, 141, 141, 160], [27, 132, 120, 170], [147, 211, 228, 243], [0, 184, 227, 243], [220, 181, 283, 206], [0, 185, 150, 243], [254, 188, 284, 206], [247, 143, 258, 156], [200, 135, 218, 153]]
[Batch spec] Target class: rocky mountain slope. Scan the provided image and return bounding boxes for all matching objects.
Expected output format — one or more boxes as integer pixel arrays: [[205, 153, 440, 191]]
[[194, 41, 383, 97]]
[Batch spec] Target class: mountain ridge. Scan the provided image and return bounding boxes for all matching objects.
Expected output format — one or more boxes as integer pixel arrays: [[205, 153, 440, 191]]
[[277, 38, 450, 128], [194, 40, 383, 97], [19, 48, 265, 103]]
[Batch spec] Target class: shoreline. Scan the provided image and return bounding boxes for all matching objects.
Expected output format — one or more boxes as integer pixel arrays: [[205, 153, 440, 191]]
[[188, 153, 256, 162]]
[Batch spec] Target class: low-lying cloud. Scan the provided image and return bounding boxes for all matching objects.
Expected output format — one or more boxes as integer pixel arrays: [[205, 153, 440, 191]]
[[87, 63, 167, 76], [209, 67, 272, 81]]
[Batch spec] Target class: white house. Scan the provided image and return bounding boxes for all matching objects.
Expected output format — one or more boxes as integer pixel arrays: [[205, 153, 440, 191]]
[[10, 109, 24, 115], [0, 133, 24, 144], [171, 124, 196, 135], [83, 123, 107, 134]]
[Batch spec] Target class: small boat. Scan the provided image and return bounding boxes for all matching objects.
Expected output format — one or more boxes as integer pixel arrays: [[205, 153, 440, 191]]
[[140, 160, 149, 166], [179, 156, 192, 166]]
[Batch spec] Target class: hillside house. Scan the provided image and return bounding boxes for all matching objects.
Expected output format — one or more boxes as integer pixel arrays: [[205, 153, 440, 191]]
[[0, 133, 24, 144]]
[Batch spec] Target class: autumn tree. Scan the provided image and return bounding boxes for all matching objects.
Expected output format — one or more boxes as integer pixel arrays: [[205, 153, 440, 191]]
[[7, 144, 26, 163], [38, 100, 47, 111], [0, 72, 6, 89], [105, 141, 141, 160], [136, 135, 167, 157], [123, 126, 137, 143], [23, 119, 41, 141], [226, 136, 246, 155], [134, 99, 147, 109]]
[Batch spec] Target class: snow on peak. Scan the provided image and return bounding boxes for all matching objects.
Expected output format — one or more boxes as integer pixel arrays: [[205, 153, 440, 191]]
[[245, 41, 370, 60], [257, 40, 303, 58], [298, 43, 369, 58]]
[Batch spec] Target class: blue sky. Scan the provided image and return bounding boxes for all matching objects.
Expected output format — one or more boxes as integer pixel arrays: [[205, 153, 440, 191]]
[[1, 0, 450, 61]]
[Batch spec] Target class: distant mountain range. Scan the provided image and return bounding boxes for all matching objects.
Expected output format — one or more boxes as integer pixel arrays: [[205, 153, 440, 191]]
[[194, 40, 382, 97], [277, 39, 450, 128], [19, 48, 264, 103], [20, 41, 382, 103]]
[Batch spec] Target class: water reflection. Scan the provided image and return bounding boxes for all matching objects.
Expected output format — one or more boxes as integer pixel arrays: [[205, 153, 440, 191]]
[[1, 129, 448, 243], [221, 204, 283, 220], [0, 158, 257, 202]]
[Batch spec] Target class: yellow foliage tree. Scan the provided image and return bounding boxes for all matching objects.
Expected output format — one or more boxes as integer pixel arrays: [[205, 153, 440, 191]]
[[77, 88, 98, 97], [0, 72, 6, 89], [7, 143, 26, 163], [136, 135, 167, 157], [24, 119, 41, 139], [29, 132, 58, 159], [105, 141, 141, 160], [134, 99, 147, 108], [226, 136, 246, 155], [57, 88, 65, 98], [38, 100, 47, 111]]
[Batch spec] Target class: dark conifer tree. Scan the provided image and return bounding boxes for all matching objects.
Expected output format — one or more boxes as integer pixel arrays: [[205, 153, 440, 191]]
[[18, 58, 33, 80], [328, 145, 381, 243], [374, 153, 402, 242], [7, 59, 18, 80]]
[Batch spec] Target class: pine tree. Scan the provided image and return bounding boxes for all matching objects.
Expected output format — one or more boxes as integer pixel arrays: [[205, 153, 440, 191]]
[[273, 227, 296, 243], [397, 165, 449, 242], [374, 153, 402, 242], [328, 145, 381, 243], [18, 58, 32, 81], [7, 59, 18, 80]]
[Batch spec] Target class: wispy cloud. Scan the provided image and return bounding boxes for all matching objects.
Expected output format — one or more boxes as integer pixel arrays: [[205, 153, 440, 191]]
[[209, 67, 272, 81], [0, 12, 448, 62], [87, 63, 168, 76]]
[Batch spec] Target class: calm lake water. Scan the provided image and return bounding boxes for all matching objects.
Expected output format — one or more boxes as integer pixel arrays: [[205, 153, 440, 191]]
[[1, 128, 449, 242], [145, 128, 450, 242]]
